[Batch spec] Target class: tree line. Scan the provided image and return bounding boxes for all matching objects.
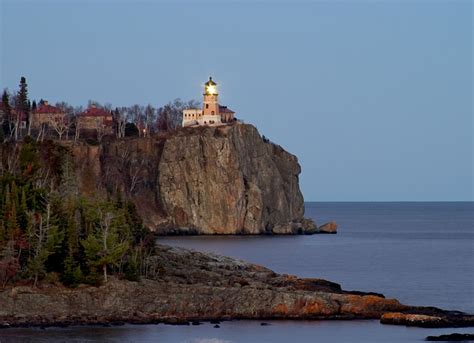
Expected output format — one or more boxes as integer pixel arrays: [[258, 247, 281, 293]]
[[1, 77, 200, 142]]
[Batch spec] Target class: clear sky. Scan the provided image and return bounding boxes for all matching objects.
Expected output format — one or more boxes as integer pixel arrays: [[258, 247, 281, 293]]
[[1, 0, 472, 201]]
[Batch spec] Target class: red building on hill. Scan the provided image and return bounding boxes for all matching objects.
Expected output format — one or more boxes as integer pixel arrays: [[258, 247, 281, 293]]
[[31, 101, 65, 128], [78, 104, 114, 133]]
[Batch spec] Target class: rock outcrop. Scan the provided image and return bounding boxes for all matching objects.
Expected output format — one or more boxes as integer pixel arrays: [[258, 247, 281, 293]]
[[72, 123, 318, 234], [318, 222, 338, 234], [0, 244, 472, 329], [426, 333, 474, 341], [380, 312, 474, 328]]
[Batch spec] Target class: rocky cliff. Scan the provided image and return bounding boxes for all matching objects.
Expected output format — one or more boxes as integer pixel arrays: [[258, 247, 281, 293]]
[[72, 123, 317, 234]]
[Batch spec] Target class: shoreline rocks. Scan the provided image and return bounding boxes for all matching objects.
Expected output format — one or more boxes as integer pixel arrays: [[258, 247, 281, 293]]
[[426, 333, 474, 341], [0, 244, 471, 330], [154, 219, 337, 236], [381, 312, 474, 328]]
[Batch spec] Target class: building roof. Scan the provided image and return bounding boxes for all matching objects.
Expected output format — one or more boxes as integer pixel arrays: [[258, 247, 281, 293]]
[[81, 106, 111, 117], [205, 76, 216, 86], [219, 105, 235, 114], [34, 103, 63, 114]]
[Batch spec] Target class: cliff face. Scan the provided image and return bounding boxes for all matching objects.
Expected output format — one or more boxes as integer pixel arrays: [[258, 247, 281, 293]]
[[72, 123, 314, 234], [158, 124, 306, 234]]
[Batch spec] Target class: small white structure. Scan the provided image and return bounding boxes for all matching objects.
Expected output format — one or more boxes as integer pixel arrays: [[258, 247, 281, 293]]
[[182, 108, 202, 126], [182, 77, 235, 127]]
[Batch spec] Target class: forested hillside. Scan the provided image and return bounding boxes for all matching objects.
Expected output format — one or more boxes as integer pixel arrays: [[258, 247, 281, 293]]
[[0, 138, 154, 288]]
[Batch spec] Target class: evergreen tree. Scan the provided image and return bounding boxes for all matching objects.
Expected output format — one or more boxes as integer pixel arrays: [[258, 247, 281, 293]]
[[59, 154, 78, 199], [18, 77, 29, 116], [19, 138, 40, 177], [1, 89, 11, 113], [18, 188, 28, 230], [81, 203, 128, 283], [1, 89, 12, 137], [26, 200, 62, 287]]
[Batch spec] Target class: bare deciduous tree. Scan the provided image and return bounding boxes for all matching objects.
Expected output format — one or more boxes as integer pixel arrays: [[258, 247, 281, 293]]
[[156, 106, 172, 132], [128, 105, 144, 137], [95, 120, 108, 143], [49, 115, 70, 140], [156, 99, 200, 131], [114, 107, 128, 139], [98, 210, 113, 282], [73, 106, 83, 144], [35, 123, 48, 142], [143, 104, 156, 137]]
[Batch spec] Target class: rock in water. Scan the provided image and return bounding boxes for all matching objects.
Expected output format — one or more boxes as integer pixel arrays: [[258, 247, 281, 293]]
[[381, 312, 474, 328], [318, 222, 338, 234], [426, 333, 474, 341]]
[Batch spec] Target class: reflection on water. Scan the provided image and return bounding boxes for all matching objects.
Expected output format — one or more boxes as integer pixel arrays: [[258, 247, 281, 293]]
[[1, 321, 474, 343]]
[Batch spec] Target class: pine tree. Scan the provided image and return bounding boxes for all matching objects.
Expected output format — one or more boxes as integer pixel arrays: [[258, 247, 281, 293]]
[[18, 77, 29, 116], [6, 202, 19, 241], [3, 184, 11, 221], [1, 89, 12, 137], [18, 188, 28, 230], [81, 204, 128, 283], [1, 89, 11, 113], [59, 154, 78, 199], [26, 200, 62, 287]]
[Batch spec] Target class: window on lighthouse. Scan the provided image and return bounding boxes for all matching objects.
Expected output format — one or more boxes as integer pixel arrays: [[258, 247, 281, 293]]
[[206, 104, 209, 109]]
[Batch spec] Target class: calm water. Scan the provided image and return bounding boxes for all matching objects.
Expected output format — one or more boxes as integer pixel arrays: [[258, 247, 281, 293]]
[[2, 202, 473, 343]]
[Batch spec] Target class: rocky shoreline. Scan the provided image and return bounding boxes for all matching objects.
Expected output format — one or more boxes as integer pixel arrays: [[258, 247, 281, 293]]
[[155, 220, 337, 236], [0, 244, 472, 329]]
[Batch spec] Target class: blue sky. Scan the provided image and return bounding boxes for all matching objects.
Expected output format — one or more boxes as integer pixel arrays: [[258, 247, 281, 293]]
[[1, 0, 472, 201]]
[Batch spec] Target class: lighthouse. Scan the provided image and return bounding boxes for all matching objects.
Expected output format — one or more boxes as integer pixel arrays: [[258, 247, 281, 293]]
[[182, 77, 236, 127], [201, 77, 221, 125]]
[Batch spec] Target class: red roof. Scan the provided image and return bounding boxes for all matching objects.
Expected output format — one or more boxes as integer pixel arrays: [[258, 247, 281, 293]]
[[219, 105, 235, 114], [34, 103, 63, 114], [81, 107, 111, 117]]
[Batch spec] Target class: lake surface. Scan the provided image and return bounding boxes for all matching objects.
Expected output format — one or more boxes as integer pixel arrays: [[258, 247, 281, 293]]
[[2, 202, 473, 342]]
